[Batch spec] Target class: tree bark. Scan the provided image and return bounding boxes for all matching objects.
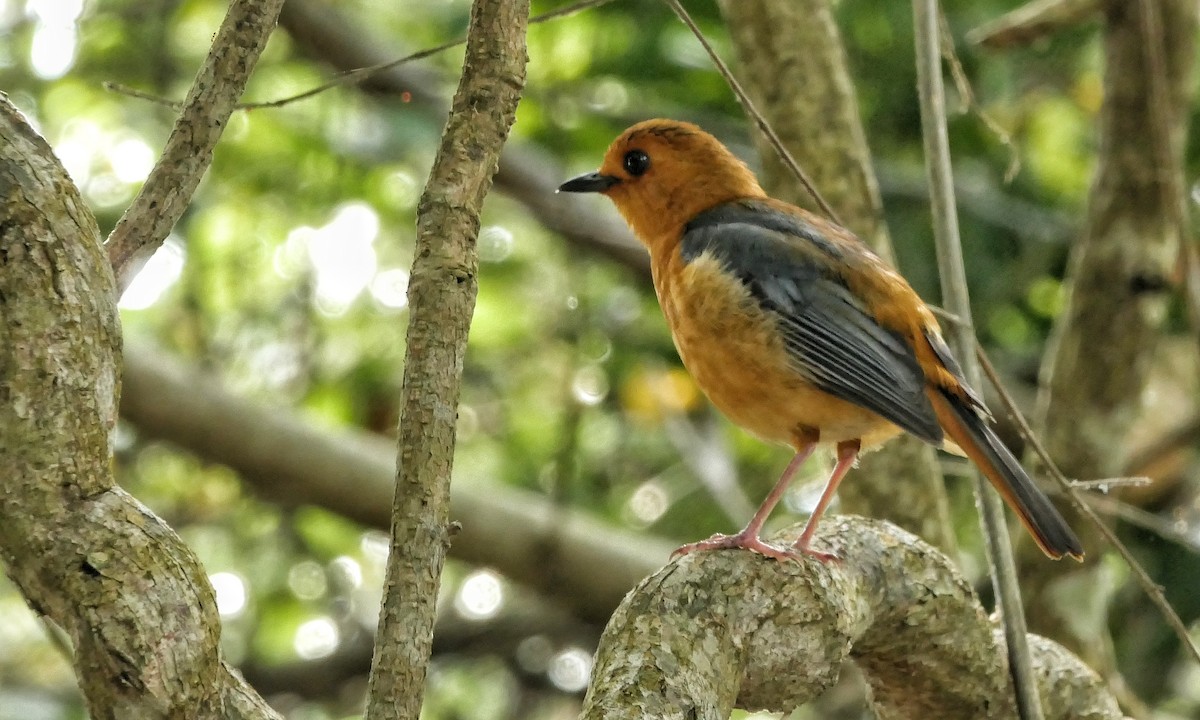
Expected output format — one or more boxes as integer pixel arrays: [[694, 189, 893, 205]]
[[0, 99, 277, 719], [1026, 0, 1197, 661], [718, 0, 955, 555], [578, 516, 1124, 720], [363, 0, 529, 717]]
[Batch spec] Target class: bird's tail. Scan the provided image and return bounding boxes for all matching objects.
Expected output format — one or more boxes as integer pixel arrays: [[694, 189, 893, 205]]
[[927, 388, 1084, 560]]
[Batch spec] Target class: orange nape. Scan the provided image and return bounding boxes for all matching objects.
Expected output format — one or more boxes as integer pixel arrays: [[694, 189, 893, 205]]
[[560, 119, 1083, 562]]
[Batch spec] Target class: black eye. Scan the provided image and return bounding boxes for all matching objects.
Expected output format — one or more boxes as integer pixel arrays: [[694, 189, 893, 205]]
[[623, 149, 650, 177]]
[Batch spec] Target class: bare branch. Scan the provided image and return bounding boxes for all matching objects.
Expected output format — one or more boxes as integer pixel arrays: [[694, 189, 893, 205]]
[[912, 2, 1043, 715], [580, 517, 1125, 720], [967, 0, 1101, 50], [363, 0, 528, 715], [0, 97, 277, 720], [104, 0, 285, 291]]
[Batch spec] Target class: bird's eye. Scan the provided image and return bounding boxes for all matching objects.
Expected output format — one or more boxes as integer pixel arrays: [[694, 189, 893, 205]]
[[623, 149, 651, 177]]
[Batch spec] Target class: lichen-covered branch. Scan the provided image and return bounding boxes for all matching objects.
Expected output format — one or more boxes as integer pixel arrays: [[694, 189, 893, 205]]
[[105, 0, 285, 290], [0, 98, 277, 719], [579, 516, 1125, 720], [362, 0, 529, 718]]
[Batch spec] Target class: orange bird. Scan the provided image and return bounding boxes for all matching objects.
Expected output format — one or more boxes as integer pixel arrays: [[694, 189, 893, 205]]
[[559, 119, 1083, 561]]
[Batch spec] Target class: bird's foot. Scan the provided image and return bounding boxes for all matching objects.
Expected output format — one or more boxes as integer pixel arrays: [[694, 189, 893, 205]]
[[672, 531, 837, 563], [791, 539, 840, 563]]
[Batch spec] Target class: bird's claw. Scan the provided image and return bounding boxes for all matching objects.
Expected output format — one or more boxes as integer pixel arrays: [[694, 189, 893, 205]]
[[672, 531, 839, 563]]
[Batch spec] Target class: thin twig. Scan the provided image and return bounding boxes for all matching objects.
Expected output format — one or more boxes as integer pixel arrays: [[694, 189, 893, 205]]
[[937, 12, 1021, 182], [1084, 495, 1200, 554], [966, 0, 1100, 50], [106, 0, 617, 113], [977, 347, 1200, 666], [911, 3, 1044, 718], [660, 0, 843, 225], [1068, 477, 1150, 491]]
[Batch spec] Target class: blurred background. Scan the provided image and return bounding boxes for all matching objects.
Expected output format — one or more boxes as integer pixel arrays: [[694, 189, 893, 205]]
[[1, 0, 1198, 718]]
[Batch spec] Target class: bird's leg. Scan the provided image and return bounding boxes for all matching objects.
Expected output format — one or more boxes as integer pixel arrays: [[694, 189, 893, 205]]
[[671, 439, 818, 562], [792, 439, 861, 561]]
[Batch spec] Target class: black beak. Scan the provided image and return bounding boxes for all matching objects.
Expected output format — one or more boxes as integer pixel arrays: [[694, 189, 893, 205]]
[[557, 172, 621, 194]]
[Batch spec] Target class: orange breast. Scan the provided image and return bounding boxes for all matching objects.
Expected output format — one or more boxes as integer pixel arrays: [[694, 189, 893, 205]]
[[651, 246, 901, 450]]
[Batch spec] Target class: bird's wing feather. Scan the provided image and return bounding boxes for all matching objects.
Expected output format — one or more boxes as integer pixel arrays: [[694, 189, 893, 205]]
[[682, 202, 943, 445]]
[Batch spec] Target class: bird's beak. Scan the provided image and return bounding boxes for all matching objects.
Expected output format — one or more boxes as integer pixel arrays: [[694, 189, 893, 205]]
[[557, 172, 621, 194]]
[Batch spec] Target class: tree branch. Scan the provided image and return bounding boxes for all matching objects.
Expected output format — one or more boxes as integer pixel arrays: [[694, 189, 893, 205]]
[[0, 98, 277, 719], [104, 0, 285, 291], [579, 517, 1125, 720], [118, 344, 673, 624], [363, 0, 528, 715], [1026, 0, 1198, 662], [967, 0, 1100, 50]]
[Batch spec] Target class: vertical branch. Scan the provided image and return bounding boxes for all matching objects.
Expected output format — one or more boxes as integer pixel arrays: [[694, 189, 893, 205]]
[[911, 2, 1044, 719], [1026, 0, 1197, 668], [104, 0, 285, 290], [717, 0, 956, 556], [362, 0, 529, 718]]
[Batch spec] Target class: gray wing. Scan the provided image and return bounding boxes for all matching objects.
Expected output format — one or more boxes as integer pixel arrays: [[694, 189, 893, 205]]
[[682, 202, 943, 445]]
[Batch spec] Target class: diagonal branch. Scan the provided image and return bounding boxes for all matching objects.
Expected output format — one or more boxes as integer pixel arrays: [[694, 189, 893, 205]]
[[0, 98, 277, 720], [118, 344, 672, 624], [104, 0, 285, 291]]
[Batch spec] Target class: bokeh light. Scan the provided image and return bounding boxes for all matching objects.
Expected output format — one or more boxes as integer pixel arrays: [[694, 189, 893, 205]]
[[209, 572, 247, 618], [454, 569, 504, 621], [293, 617, 340, 660]]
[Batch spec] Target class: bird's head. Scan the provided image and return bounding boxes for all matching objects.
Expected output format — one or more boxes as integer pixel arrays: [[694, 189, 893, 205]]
[[558, 119, 764, 250]]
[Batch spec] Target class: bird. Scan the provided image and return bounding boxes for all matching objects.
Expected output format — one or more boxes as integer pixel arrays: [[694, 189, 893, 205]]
[[558, 119, 1083, 562]]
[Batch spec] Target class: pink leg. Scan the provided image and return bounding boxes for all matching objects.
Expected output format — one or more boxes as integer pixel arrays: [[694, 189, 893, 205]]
[[793, 439, 861, 560], [672, 439, 819, 562]]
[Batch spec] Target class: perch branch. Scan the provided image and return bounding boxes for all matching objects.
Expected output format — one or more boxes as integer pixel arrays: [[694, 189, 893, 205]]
[[579, 517, 1125, 720]]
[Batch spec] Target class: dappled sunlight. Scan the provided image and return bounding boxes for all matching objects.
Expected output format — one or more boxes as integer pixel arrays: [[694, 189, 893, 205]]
[[293, 617, 340, 660], [625, 479, 669, 527], [369, 267, 410, 310], [547, 647, 591, 694], [570, 364, 608, 406], [455, 569, 505, 621], [119, 236, 185, 311], [210, 571, 248, 618], [304, 201, 381, 315], [27, 0, 82, 79], [287, 560, 328, 601]]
